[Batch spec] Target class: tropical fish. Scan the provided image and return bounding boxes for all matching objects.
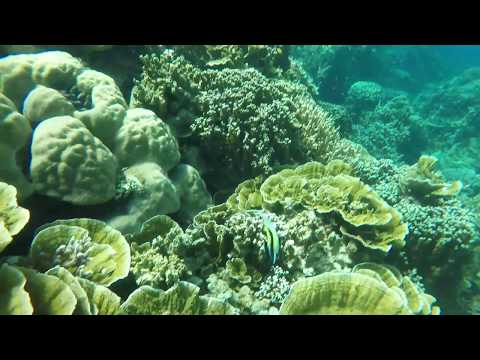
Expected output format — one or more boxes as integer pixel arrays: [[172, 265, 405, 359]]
[[246, 210, 281, 265]]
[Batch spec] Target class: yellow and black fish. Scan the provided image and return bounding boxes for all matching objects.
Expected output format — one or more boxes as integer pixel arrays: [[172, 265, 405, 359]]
[[247, 210, 281, 265]]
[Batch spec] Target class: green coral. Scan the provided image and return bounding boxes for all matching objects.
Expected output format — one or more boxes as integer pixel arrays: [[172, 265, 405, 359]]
[[119, 282, 238, 315], [30, 218, 130, 286], [280, 264, 440, 315], [400, 155, 463, 200], [0, 182, 30, 254], [127, 215, 190, 289], [168, 45, 290, 77], [260, 161, 408, 252], [0, 263, 33, 315], [133, 50, 341, 191]]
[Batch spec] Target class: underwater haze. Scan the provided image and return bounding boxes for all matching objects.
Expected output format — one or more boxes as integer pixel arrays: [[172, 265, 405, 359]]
[[0, 45, 479, 315]]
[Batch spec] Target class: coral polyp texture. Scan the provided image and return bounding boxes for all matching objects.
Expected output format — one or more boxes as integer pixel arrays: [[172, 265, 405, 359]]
[[0, 45, 479, 315]]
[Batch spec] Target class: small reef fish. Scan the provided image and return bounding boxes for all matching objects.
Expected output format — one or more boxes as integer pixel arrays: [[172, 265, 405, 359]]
[[246, 210, 281, 265]]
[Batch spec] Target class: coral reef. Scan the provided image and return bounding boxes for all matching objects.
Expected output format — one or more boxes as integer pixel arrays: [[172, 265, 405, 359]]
[[0, 45, 479, 315]]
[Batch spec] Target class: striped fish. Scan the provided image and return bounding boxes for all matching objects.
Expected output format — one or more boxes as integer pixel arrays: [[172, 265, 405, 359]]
[[246, 210, 281, 265]]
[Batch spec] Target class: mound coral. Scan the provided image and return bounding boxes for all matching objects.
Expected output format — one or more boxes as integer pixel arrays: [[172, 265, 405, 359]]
[[30, 116, 118, 205], [0, 93, 33, 199]]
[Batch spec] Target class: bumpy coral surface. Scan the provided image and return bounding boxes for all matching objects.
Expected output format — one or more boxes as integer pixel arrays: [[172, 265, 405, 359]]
[[30, 116, 118, 205]]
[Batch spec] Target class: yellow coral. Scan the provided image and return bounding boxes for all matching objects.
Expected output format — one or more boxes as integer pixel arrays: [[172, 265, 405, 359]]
[[0, 182, 30, 254], [260, 161, 408, 252], [280, 264, 440, 315], [400, 155, 462, 199]]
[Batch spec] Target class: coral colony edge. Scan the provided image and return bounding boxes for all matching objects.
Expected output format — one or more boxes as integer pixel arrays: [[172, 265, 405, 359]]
[[0, 45, 479, 315]]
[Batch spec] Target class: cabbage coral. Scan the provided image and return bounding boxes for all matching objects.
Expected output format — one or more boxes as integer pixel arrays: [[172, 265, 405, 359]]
[[0, 182, 30, 254]]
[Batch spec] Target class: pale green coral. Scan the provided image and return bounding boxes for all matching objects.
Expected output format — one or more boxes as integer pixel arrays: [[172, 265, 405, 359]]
[[0, 263, 33, 315], [119, 282, 238, 315], [280, 264, 440, 315], [113, 108, 180, 170], [30, 116, 118, 205], [31, 218, 130, 286], [400, 155, 463, 200], [16, 266, 77, 315], [107, 162, 180, 234], [260, 161, 408, 252], [0, 93, 33, 199], [22, 85, 75, 125], [170, 164, 213, 224], [0, 182, 30, 254]]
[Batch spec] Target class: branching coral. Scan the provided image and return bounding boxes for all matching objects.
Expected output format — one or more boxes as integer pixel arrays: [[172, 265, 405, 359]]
[[133, 50, 342, 191], [168, 45, 290, 77]]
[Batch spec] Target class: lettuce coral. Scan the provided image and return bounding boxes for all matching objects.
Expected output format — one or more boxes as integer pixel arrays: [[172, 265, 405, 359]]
[[119, 282, 238, 315], [260, 161, 408, 252], [0, 182, 30, 254], [30, 218, 130, 286], [400, 155, 463, 200], [128, 215, 190, 289], [0, 263, 33, 314], [280, 264, 440, 315]]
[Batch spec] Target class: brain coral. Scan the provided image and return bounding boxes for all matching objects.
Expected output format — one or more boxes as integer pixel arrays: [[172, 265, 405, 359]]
[[30, 115, 118, 205]]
